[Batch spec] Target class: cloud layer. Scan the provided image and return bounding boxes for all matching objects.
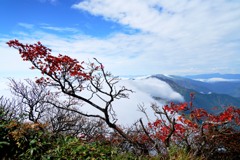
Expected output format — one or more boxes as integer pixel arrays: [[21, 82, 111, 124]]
[[71, 77, 183, 125]]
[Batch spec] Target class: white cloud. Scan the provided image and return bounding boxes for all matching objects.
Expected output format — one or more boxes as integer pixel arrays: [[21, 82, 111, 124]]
[[2, 27, 239, 77], [129, 77, 184, 102], [71, 0, 240, 75], [40, 24, 79, 33], [195, 78, 240, 83], [72, 0, 240, 38], [18, 23, 34, 29]]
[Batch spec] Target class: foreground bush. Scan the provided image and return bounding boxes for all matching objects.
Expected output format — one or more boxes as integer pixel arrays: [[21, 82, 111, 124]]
[[0, 118, 115, 159], [0, 117, 51, 159]]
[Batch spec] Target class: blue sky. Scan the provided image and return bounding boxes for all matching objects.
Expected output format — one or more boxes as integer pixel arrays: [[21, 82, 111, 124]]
[[1, 0, 240, 81], [0, 0, 127, 37]]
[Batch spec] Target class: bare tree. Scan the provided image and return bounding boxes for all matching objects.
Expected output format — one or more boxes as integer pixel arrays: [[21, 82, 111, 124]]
[[9, 79, 51, 123], [8, 78, 115, 140]]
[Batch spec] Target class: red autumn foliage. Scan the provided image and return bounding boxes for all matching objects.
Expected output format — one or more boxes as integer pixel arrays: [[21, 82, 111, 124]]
[[7, 40, 94, 86], [144, 93, 240, 158]]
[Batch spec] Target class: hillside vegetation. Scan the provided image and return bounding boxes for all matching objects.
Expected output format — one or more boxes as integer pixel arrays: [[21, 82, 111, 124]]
[[1, 40, 239, 159]]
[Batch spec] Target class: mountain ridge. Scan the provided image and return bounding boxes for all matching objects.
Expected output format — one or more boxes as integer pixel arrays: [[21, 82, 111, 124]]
[[152, 74, 240, 112], [120, 74, 240, 113]]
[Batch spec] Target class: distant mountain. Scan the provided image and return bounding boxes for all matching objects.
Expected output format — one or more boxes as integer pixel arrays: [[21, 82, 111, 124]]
[[148, 74, 240, 113], [153, 74, 240, 98], [179, 74, 240, 98]]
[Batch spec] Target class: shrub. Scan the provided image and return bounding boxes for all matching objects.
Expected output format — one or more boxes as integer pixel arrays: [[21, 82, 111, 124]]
[[44, 136, 115, 160], [0, 119, 52, 159]]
